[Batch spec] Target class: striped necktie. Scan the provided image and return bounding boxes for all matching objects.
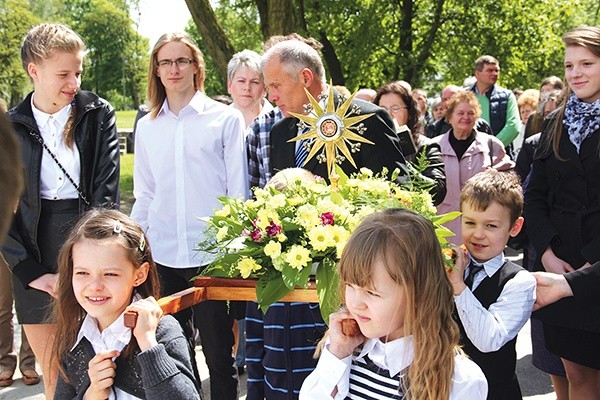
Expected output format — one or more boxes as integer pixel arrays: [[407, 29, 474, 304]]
[[465, 262, 484, 289], [295, 128, 310, 167]]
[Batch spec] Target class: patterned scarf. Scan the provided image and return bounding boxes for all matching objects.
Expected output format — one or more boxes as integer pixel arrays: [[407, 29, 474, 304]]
[[563, 93, 600, 153]]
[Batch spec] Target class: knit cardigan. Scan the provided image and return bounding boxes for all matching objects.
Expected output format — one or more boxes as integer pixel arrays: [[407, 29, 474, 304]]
[[54, 315, 201, 400]]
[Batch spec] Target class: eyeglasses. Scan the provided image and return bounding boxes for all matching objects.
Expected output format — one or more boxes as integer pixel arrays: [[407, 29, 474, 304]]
[[381, 105, 408, 114], [156, 58, 194, 69]]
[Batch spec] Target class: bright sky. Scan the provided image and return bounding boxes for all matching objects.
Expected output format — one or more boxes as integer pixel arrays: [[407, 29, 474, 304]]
[[134, 0, 192, 48]]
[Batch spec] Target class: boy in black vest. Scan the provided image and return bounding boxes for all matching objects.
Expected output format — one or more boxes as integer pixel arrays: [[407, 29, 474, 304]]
[[448, 169, 535, 400]]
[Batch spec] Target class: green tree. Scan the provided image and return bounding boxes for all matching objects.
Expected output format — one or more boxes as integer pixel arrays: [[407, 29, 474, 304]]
[[0, 0, 39, 106], [186, 0, 595, 94]]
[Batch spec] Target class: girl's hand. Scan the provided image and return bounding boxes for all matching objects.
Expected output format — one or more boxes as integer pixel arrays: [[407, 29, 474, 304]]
[[446, 245, 468, 295], [541, 247, 575, 274], [327, 309, 365, 360], [28, 273, 58, 298], [125, 296, 161, 351], [84, 350, 119, 400]]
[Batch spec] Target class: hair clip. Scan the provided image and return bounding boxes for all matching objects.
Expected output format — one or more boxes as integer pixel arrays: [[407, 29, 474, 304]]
[[113, 221, 123, 234], [139, 234, 146, 253]]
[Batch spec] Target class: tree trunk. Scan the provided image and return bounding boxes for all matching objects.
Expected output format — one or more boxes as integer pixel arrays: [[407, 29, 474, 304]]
[[318, 32, 345, 85], [185, 0, 235, 82], [267, 0, 297, 35]]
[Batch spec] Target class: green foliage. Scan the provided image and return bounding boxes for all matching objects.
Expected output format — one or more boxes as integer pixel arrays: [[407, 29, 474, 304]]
[[115, 109, 137, 129], [0, 0, 39, 105], [187, 0, 263, 96], [188, 0, 594, 95]]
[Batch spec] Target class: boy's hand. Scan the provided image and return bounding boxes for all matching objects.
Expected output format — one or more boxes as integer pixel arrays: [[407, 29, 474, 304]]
[[327, 309, 364, 360], [84, 350, 119, 400], [533, 272, 574, 310], [126, 297, 161, 352], [541, 247, 574, 274], [446, 245, 468, 295]]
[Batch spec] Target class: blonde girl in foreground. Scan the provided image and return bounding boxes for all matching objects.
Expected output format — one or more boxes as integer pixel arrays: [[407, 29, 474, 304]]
[[52, 210, 200, 399], [300, 208, 487, 399]]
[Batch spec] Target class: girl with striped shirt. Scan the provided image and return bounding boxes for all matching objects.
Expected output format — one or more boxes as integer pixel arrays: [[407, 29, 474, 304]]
[[300, 209, 488, 399]]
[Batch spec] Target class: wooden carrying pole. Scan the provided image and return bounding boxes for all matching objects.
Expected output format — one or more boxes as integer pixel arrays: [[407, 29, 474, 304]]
[[124, 276, 318, 328]]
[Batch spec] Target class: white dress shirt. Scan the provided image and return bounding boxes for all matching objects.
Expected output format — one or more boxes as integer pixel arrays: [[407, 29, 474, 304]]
[[31, 96, 80, 200], [454, 253, 536, 352], [300, 336, 488, 399], [72, 294, 142, 400], [131, 91, 248, 268]]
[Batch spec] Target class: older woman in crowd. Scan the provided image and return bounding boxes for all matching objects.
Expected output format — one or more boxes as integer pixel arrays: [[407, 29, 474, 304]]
[[374, 81, 446, 205], [227, 49, 272, 127], [432, 91, 513, 244]]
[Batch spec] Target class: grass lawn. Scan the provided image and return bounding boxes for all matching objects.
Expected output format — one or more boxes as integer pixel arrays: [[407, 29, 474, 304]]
[[115, 110, 137, 130], [120, 153, 135, 214]]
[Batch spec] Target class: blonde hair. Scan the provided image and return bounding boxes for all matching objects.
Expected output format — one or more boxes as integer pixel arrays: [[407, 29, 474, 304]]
[[21, 23, 85, 148], [339, 208, 459, 399], [445, 91, 482, 120], [517, 89, 540, 110], [51, 209, 160, 382], [147, 32, 205, 118]]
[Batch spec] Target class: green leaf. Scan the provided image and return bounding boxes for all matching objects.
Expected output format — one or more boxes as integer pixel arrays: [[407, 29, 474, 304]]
[[432, 211, 461, 225], [281, 263, 312, 289], [315, 258, 341, 324], [255, 275, 292, 313]]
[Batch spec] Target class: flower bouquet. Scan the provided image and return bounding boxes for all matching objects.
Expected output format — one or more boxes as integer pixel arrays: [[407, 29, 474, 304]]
[[197, 166, 459, 322]]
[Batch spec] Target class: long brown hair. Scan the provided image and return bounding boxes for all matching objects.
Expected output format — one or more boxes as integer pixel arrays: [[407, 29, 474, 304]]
[[21, 23, 85, 148], [339, 208, 459, 399], [545, 26, 600, 159], [147, 32, 206, 118], [51, 209, 160, 380]]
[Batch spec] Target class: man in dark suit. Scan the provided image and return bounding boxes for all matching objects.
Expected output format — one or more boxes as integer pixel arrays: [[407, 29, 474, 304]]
[[262, 40, 407, 180], [244, 39, 409, 400]]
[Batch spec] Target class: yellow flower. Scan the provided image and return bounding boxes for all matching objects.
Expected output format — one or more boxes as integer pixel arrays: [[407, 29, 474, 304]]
[[267, 193, 287, 209], [308, 225, 335, 251], [287, 195, 305, 206], [216, 226, 229, 241], [264, 240, 282, 258], [296, 204, 320, 229], [277, 233, 287, 243], [237, 257, 261, 278], [214, 204, 231, 217], [359, 167, 373, 177], [256, 209, 280, 230], [285, 245, 312, 270], [331, 225, 350, 257], [395, 190, 414, 207], [272, 255, 286, 271]]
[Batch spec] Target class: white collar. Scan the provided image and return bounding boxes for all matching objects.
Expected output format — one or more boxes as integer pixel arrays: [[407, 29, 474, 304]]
[[31, 95, 72, 130], [468, 252, 505, 277], [72, 293, 142, 354], [159, 90, 207, 118], [356, 336, 414, 377]]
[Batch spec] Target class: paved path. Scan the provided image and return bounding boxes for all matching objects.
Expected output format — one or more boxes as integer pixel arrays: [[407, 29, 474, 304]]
[[0, 249, 557, 400]]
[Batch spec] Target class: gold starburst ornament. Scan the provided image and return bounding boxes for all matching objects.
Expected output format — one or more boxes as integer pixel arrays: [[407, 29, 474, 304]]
[[288, 85, 375, 180]]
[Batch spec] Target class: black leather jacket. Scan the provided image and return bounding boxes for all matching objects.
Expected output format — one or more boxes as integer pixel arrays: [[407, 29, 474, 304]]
[[2, 90, 120, 288]]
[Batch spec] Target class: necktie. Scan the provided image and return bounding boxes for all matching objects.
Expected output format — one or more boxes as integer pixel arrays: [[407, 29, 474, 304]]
[[465, 262, 484, 289], [295, 128, 310, 167]]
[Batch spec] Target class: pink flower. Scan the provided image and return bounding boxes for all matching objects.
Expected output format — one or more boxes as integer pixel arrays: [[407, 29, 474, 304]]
[[250, 228, 262, 242], [320, 212, 335, 226], [265, 221, 282, 237], [241, 228, 251, 236]]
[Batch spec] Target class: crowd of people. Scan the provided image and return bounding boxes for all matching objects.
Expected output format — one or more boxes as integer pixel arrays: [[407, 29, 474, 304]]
[[0, 20, 599, 400]]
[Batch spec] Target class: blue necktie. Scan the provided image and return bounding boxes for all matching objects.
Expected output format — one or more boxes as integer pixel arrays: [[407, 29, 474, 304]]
[[295, 128, 310, 167], [465, 262, 484, 289]]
